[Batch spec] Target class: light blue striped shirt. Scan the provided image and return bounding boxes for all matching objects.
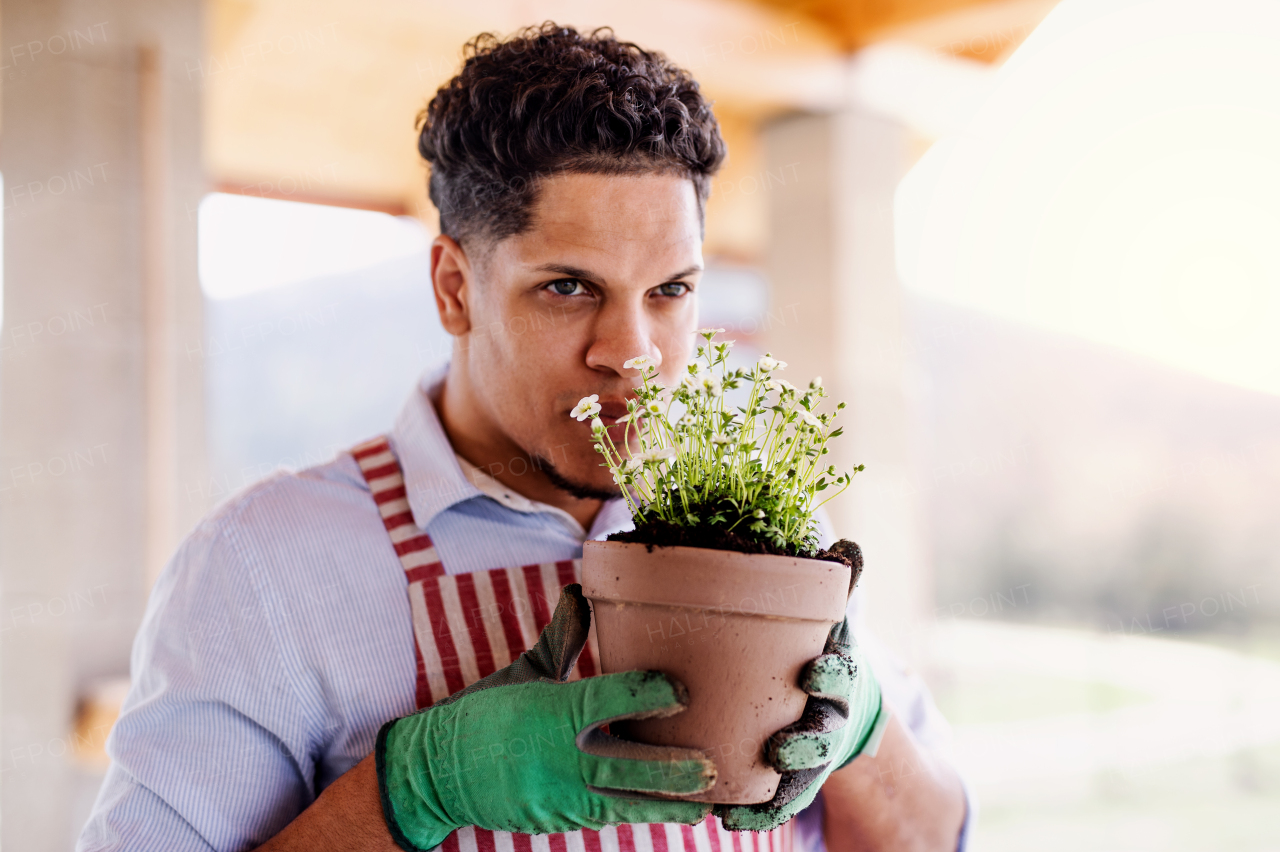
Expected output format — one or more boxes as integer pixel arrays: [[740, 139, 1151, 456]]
[[77, 368, 967, 851]]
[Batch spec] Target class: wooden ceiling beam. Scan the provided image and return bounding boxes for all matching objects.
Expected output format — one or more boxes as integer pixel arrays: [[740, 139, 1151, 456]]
[[746, 0, 1058, 59]]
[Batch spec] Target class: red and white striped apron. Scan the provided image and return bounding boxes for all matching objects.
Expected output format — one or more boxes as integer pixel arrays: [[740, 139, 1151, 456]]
[[353, 437, 796, 852]]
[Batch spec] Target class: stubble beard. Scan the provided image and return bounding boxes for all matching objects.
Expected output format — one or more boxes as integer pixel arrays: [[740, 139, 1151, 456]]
[[533, 453, 621, 502]]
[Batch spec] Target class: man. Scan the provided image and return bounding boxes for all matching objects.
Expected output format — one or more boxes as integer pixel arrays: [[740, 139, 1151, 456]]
[[79, 24, 967, 852]]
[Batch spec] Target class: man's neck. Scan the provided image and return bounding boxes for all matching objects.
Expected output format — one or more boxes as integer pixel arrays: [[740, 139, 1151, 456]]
[[435, 370, 603, 530]]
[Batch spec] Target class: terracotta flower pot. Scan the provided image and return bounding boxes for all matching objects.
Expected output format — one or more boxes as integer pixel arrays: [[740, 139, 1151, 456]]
[[581, 540, 851, 805]]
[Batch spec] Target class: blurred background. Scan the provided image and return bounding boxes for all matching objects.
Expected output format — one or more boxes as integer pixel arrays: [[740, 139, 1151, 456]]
[[3, 0, 1280, 848]]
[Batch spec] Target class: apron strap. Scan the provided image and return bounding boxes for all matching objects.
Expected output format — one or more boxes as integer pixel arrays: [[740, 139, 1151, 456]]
[[352, 435, 442, 708], [351, 436, 445, 583]]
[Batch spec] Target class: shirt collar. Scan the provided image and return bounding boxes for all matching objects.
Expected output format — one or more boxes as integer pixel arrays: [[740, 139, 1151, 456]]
[[587, 495, 635, 540], [454, 453, 588, 541], [389, 365, 633, 541], [389, 365, 480, 529]]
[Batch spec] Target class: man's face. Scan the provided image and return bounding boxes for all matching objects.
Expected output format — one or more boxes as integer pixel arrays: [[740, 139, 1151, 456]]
[[451, 172, 702, 495]]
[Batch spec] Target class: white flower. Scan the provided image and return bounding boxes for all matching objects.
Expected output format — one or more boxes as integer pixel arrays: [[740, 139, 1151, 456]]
[[625, 457, 643, 471], [623, 355, 653, 371], [698, 327, 725, 337], [800, 411, 822, 428], [810, 376, 823, 390], [591, 417, 605, 433], [711, 434, 733, 445], [637, 446, 677, 463], [766, 378, 796, 395], [757, 355, 787, 372], [571, 394, 601, 421], [646, 401, 662, 414], [700, 374, 723, 397]]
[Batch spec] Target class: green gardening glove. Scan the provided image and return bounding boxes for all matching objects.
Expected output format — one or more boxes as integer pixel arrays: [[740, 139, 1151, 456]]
[[715, 616, 888, 831], [376, 584, 716, 851]]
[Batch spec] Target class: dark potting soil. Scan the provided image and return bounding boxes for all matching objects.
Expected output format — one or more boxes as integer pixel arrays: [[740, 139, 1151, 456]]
[[607, 519, 864, 590]]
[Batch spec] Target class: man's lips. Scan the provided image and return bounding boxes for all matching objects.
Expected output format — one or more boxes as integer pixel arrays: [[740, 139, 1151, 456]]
[[565, 399, 631, 425], [595, 401, 630, 424]]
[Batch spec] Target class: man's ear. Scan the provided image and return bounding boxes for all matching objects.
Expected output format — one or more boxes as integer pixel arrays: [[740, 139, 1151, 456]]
[[432, 234, 473, 336]]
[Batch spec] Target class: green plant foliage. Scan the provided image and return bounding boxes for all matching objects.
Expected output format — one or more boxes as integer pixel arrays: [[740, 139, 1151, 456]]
[[570, 330, 864, 554]]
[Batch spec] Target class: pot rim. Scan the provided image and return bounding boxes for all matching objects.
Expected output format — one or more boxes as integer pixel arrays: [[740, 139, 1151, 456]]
[[582, 540, 850, 622]]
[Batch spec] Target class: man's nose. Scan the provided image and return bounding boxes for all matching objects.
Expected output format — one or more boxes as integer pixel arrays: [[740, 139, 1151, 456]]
[[585, 302, 662, 377]]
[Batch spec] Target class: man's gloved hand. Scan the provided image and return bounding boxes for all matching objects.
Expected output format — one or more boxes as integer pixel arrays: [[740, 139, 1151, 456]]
[[715, 616, 888, 832], [376, 584, 715, 851]]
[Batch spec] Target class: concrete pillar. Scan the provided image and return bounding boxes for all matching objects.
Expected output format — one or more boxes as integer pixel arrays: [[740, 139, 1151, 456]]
[[762, 107, 931, 664], [0, 0, 204, 846]]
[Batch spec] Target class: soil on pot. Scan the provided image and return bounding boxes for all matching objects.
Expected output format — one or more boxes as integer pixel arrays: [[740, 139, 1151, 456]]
[[607, 519, 864, 590]]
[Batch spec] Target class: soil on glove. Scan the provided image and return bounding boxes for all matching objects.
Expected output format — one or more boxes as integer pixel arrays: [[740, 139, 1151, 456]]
[[608, 519, 864, 589]]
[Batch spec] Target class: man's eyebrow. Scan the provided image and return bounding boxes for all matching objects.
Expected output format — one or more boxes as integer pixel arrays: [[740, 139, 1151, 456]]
[[532, 263, 703, 283], [534, 263, 599, 281], [664, 265, 703, 281]]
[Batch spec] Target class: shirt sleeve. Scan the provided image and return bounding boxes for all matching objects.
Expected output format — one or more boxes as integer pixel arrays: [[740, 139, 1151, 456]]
[[797, 511, 975, 851], [77, 502, 321, 852], [857, 619, 976, 851]]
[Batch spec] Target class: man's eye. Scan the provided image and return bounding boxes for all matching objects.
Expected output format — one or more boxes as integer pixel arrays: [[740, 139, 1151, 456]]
[[656, 282, 689, 297], [548, 279, 586, 296]]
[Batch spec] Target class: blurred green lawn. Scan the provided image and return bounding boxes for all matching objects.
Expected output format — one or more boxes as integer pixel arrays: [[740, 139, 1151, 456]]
[[972, 744, 1280, 852], [936, 672, 1153, 725], [929, 626, 1280, 852]]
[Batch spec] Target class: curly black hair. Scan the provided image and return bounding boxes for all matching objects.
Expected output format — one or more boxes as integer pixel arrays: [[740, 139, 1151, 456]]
[[417, 23, 727, 248]]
